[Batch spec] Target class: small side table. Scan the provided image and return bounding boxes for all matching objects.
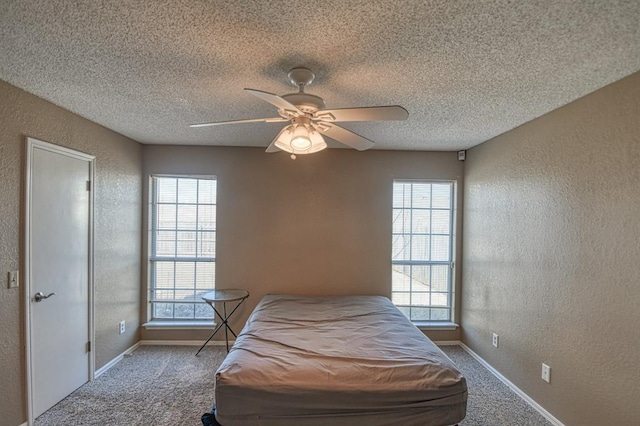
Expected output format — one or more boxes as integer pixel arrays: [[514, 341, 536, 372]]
[[195, 289, 249, 356]]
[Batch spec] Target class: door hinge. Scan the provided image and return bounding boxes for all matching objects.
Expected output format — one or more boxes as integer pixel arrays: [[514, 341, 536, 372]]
[[86, 180, 91, 191], [87, 341, 91, 352]]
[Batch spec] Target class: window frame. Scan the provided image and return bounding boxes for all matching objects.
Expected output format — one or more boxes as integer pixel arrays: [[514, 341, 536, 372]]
[[391, 179, 456, 323], [148, 174, 217, 322]]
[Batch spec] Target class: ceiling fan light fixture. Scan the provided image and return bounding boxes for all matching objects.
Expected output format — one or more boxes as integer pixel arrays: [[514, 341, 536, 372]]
[[307, 130, 327, 153], [274, 124, 327, 158], [274, 126, 294, 152], [290, 125, 312, 150]]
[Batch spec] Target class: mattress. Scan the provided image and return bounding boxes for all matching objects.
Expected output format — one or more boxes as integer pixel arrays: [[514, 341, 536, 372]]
[[214, 294, 467, 426]]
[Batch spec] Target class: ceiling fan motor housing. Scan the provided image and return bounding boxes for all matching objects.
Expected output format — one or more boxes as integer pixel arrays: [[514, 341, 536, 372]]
[[281, 93, 326, 113]]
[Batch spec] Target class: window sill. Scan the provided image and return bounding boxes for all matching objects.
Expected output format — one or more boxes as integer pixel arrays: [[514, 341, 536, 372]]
[[143, 320, 216, 330], [414, 321, 459, 331]]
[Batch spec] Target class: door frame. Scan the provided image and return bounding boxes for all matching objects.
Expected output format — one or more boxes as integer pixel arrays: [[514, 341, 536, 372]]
[[24, 137, 96, 424]]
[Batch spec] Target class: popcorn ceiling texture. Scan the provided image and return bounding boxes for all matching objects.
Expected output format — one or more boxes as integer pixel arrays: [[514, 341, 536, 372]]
[[0, 0, 639, 150]]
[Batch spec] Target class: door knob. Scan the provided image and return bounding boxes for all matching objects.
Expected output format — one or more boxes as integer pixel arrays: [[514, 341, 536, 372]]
[[34, 292, 56, 302]]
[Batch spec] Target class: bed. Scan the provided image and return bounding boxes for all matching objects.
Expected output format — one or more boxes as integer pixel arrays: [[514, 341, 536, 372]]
[[211, 294, 467, 426]]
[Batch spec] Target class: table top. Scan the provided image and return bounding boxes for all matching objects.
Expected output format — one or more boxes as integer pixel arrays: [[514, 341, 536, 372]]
[[201, 289, 249, 303]]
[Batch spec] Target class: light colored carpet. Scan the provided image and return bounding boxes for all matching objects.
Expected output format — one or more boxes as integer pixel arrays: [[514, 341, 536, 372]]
[[35, 345, 226, 426], [35, 344, 552, 426], [443, 346, 551, 426]]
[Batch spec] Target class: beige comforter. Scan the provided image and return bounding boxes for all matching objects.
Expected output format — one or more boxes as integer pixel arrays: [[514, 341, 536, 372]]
[[214, 294, 467, 425]]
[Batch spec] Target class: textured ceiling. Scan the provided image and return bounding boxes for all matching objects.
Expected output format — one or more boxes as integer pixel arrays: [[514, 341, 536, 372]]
[[1, 1, 639, 151]]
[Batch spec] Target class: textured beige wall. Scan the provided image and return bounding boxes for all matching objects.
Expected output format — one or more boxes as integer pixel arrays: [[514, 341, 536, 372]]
[[141, 147, 464, 342], [462, 71, 640, 425], [0, 80, 142, 425]]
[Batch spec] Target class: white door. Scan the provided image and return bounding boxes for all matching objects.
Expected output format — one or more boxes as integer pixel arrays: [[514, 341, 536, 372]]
[[25, 138, 94, 421]]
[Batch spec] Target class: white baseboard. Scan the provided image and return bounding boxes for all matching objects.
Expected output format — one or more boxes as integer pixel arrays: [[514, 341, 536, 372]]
[[140, 339, 234, 346], [458, 342, 564, 426], [95, 341, 141, 378], [20, 422, 28, 426]]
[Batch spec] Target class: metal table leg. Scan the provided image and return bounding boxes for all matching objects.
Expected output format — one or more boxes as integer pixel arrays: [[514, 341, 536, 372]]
[[195, 297, 246, 356]]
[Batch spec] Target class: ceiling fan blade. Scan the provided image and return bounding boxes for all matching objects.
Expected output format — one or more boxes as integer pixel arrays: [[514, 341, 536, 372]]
[[265, 126, 290, 153], [189, 117, 286, 128], [315, 106, 408, 122], [317, 123, 375, 151], [244, 89, 302, 114]]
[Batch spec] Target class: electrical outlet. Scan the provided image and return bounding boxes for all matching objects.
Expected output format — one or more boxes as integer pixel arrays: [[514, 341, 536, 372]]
[[8, 271, 19, 288], [542, 363, 551, 383], [492, 333, 499, 348], [119, 320, 126, 335]]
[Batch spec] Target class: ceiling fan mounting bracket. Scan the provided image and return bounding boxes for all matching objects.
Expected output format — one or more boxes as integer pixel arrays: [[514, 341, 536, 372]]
[[288, 67, 315, 90]]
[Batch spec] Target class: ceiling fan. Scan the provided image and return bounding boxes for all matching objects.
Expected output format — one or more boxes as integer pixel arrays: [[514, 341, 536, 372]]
[[190, 68, 409, 159]]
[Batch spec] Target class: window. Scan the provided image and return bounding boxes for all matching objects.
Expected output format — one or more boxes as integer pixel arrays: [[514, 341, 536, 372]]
[[392, 181, 455, 322], [149, 176, 216, 320]]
